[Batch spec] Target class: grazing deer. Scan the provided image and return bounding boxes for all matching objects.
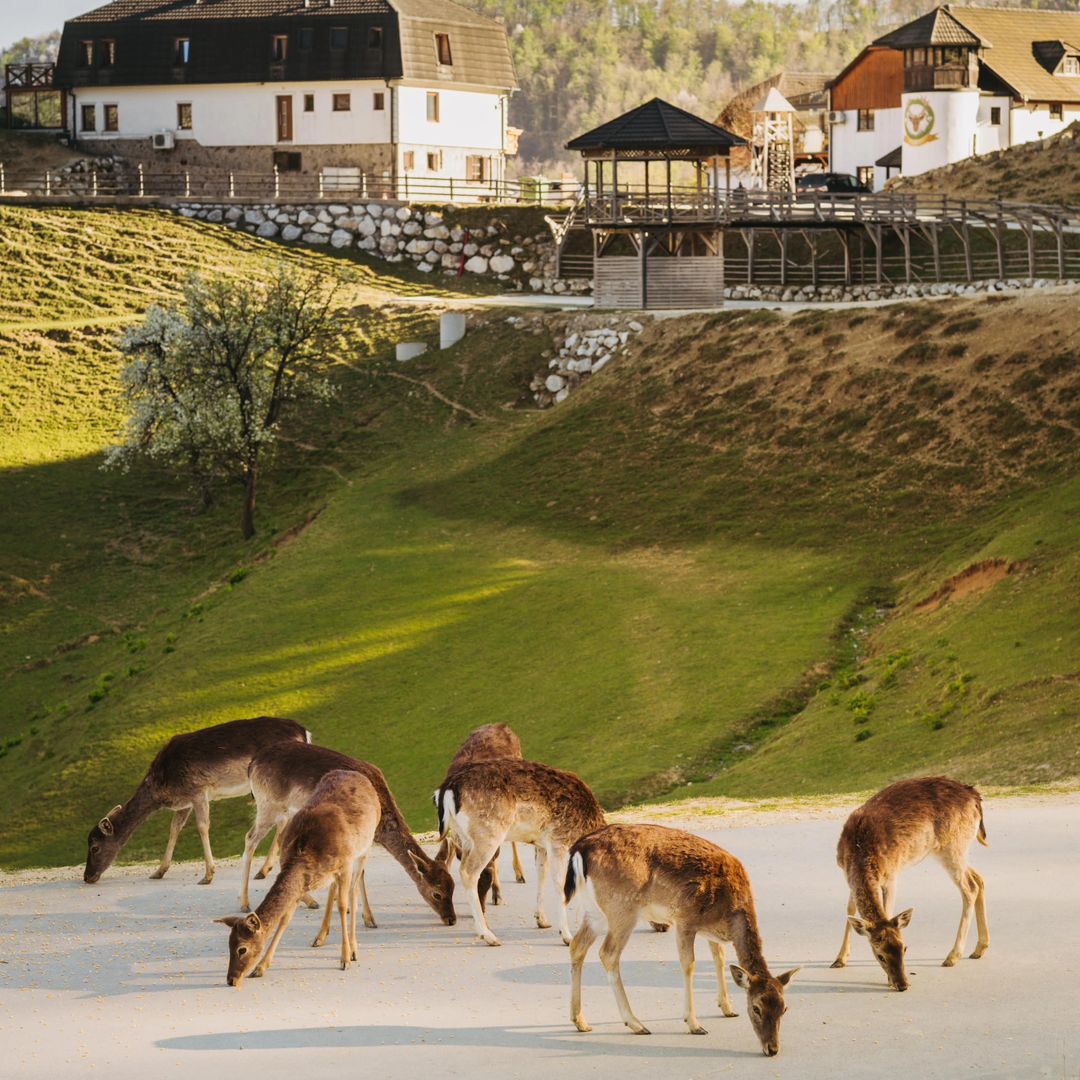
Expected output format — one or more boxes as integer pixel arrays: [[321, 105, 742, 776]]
[[83, 716, 309, 885], [831, 775, 989, 990], [436, 724, 527, 904], [216, 770, 379, 985], [238, 741, 456, 926], [435, 759, 605, 946], [565, 824, 798, 1057]]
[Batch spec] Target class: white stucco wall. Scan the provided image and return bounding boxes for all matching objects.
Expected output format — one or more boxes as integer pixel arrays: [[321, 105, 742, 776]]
[[974, 94, 1011, 155], [829, 107, 901, 191], [1009, 102, 1080, 145], [900, 90, 980, 177], [395, 84, 505, 150]]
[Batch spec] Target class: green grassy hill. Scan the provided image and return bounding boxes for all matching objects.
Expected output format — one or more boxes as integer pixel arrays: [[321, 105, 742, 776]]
[[1, 204, 1077, 871]]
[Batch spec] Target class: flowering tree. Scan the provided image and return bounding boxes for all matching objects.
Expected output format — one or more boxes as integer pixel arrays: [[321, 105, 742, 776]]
[[107, 269, 337, 538]]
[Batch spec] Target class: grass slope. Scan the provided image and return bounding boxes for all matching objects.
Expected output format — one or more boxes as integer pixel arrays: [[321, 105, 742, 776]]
[[1, 205, 1078, 871]]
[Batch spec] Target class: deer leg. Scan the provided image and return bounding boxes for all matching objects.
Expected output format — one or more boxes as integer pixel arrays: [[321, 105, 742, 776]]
[[708, 940, 738, 1017], [356, 861, 376, 930], [511, 841, 526, 884], [676, 927, 707, 1034], [489, 852, 503, 906], [349, 859, 367, 960], [534, 845, 551, 929], [942, 859, 976, 967], [570, 913, 600, 1032], [882, 879, 897, 918], [313, 881, 337, 947], [968, 868, 989, 958], [600, 917, 648, 1035], [150, 807, 191, 880], [192, 794, 214, 885], [831, 890, 858, 968], [459, 834, 504, 946], [239, 809, 279, 911], [336, 870, 352, 970], [255, 825, 282, 879], [252, 906, 296, 979], [549, 844, 574, 945]]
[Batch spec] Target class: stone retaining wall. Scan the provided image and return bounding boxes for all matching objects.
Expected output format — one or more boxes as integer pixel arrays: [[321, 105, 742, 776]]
[[168, 200, 591, 295]]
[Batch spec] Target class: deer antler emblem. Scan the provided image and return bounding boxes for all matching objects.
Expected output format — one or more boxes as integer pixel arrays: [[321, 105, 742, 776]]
[[908, 106, 928, 133]]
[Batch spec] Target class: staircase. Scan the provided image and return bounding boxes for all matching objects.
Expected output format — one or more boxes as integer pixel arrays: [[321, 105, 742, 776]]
[[545, 190, 593, 278]]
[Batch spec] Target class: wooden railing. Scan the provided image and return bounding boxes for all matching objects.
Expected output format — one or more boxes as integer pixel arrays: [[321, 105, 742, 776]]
[[0, 163, 580, 207], [4, 63, 56, 89]]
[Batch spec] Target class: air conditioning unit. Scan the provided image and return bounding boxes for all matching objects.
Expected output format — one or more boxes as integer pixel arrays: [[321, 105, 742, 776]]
[[151, 130, 175, 150], [828, 110, 847, 125]]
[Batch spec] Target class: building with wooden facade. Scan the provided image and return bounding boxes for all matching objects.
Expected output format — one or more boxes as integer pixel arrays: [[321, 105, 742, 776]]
[[829, 5, 1080, 189], [53, 0, 518, 187]]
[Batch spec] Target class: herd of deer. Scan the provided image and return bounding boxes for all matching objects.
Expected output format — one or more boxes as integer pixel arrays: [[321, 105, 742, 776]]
[[82, 715, 990, 1057]]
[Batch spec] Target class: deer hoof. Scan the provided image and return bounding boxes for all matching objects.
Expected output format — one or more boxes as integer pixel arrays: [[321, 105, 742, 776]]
[[969, 945, 988, 959], [149, 868, 167, 880], [942, 954, 959, 967], [363, 917, 377, 929], [573, 1018, 592, 1033], [649, 922, 670, 933], [250, 966, 266, 979], [830, 958, 846, 969], [688, 1025, 708, 1036], [719, 1006, 738, 1018], [515, 873, 526, 884], [198, 874, 214, 885], [254, 869, 268, 880], [312, 937, 326, 948], [482, 934, 502, 947], [535, 916, 551, 929], [629, 1024, 651, 1036], [238, 903, 251, 914]]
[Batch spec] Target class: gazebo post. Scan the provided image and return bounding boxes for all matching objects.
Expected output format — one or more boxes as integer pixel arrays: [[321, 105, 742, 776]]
[[666, 158, 672, 224], [644, 157, 650, 215], [612, 154, 619, 218]]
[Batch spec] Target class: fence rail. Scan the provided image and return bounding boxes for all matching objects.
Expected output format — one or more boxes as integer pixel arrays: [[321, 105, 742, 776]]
[[0, 163, 580, 207]]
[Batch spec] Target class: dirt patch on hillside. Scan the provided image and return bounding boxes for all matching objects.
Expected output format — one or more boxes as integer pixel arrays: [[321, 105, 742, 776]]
[[915, 558, 1024, 613], [887, 122, 1080, 204]]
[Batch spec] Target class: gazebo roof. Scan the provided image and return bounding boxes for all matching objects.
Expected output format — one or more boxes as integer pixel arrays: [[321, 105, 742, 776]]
[[567, 97, 745, 157]]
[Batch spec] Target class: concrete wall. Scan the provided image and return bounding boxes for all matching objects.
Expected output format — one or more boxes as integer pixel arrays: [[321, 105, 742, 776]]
[[1009, 102, 1080, 146], [829, 106, 901, 190]]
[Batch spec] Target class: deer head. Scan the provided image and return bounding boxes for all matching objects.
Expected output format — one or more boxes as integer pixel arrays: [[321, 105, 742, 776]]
[[849, 908, 912, 990], [731, 965, 799, 1056], [83, 805, 124, 883], [215, 913, 267, 987], [407, 849, 457, 925]]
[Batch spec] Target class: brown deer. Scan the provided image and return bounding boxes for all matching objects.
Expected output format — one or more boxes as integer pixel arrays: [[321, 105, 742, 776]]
[[238, 741, 456, 926], [216, 769, 380, 985], [831, 775, 989, 990], [83, 716, 309, 885], [436, 723, 527, 904], [434, 758, 605, 946], [564, 824, 798, 1057]]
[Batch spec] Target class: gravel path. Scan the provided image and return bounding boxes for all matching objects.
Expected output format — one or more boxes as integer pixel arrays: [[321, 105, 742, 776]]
[[1, 794, 1076, 1079]]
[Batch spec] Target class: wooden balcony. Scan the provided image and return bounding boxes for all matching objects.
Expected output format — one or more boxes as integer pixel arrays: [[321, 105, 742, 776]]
[[4, 63, 56, 89], [904, 63, 974, 92]]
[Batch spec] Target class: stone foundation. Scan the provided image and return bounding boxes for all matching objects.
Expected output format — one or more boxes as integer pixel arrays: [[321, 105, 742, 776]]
[[168, 199, 592, 295]]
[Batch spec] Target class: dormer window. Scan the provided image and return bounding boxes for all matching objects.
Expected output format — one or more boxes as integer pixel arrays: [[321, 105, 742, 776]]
[[435, 32, 452, 66], [100, 39, 116, 67], [174, 38, 190, 66], [1064, 55, 1079, 76], [272, 35, 288, 62], [79, 40, 94, 66], [330, 26, 348, 51], [368, 26, 383, 50], [299, 27, 314, 51]]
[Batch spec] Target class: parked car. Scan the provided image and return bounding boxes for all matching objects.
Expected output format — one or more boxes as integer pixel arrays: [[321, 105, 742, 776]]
[[795, 172, 872, 194]]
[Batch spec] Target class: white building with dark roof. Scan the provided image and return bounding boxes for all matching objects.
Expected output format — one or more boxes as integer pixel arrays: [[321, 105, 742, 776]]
[[54, 0, 518, 188], [829, 5, 1080, 186]]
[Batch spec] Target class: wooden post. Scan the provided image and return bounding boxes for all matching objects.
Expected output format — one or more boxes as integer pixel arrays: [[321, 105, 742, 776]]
[[138, 163, 144, 197], [44, 168, 51, 196], [995, 198, 1005, 279], [184, 170, 191, 198], [666, 158, 672, 224], [91, 166, 98, 197], [779, 229, 788, 286], [840, 230, 851, 284], [961, 205, 973, 281], [318, 170, 324, 199], [1056, 215, 1065, 279], [875, 225, 883, 284], [273, 164, 280, 199], [746, 229, 754, 284], [640, 229, 648, 308], [229, 171, 235, 198], [1024, 217, 1035, 281], [901, 225, 912, 283], [931, 224, 941, 281], [0, 162, 5, 195], [809, 231, 818, 288]]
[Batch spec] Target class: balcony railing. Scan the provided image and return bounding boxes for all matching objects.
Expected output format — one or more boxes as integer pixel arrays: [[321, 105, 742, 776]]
[[4, 63, 56, 89], [904, 64, 973, 92]]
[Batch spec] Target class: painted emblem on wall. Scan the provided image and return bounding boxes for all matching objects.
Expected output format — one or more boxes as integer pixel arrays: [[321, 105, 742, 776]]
[[904, 98, 938, 146]]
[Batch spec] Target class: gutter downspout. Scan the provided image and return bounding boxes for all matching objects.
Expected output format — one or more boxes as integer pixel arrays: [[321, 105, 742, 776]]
[[386, 78, 397, 192]]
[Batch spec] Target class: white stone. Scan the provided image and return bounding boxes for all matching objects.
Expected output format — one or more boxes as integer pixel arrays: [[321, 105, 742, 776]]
[[565, 333, 579, 349], [243, 209, 265, 225], [297, 210, 316, 226], [603, 335, 618, 349], [592, 355, 610, 373], [441, 312, 467, 349], [402, 220, 422, 236], [379, 236, 398, 255], [256, 220, 279, 238], [281, 224, 303, 241], [417, 262, 434, 272], [530, 277, 543, 291], [545, 374, 566, 393], [424, 250, 441, 263], [330, 229, 353, 248], [554, 388, 570, 403], [463, 243, 479, 257], [206, 209, 223, 223], [433, 240, 449, 254], [424, 211, 444, 227], [464, 255, 489, 274], [441, 253, 458, 269], [357, 216, 377, 237], [395, 205, 412, 221], [366, 203, 384, 217], [628, 320, 644, 332], [316, 209, 333, 224], [396, 341, 428, 362], [406, 238, 434, 255], [389, 223, 402, 236], [489, 254, 515, 274], [424, 224, 451, 240], [302, 231, 328, 244], [328, 204, 349, 216], [334, 216, 362, 230], [380, 219, 393, 237], [225, 207, 244, 222], [357, 235, 377, 251], [311, 221, 332, 234]]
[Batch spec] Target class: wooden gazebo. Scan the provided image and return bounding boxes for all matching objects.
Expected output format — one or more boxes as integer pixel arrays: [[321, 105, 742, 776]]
[[564, 98, 745, 308]]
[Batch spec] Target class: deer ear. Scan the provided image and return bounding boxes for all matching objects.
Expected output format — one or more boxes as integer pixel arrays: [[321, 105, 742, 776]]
[[730, 964, 750, 990], [98, 817, 114, 836], [214, 916, 241, 928], [407, 849, 427, 873], [777, 966, 801, 987], [244, 913, 261, 932], [848, 916, 870, 937], [890, 908, 913, 930]]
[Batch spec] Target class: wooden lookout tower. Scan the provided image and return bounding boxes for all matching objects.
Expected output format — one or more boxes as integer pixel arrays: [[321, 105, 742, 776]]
[[561, 98, 745, 309], [751, 87, 796, 192]]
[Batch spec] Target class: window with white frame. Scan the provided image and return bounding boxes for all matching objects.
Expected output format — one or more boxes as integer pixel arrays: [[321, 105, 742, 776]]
[[103, 104, 118, 132], [426, 150, 441, 171], [80, 103, 95, 131], [1050, 102, 1063, 119], [857, 109, 874, 132], [177, 102, 192, 130], [403, 150, 415, 171], [990, 106, 1001, 125], [1062, 55, 1079, 76], [465, 155, 485, 181], [426, 92, 440, 122]]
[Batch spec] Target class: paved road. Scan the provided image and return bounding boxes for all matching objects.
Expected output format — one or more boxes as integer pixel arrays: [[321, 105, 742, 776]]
[[1, 796, 1077, 1080]]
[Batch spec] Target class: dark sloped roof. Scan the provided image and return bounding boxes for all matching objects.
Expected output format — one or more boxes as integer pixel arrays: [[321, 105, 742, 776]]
[[68, 0, 392, 20], [952, 6, 1080, 103], [391, 0, 516, 89], [875, 6, 982, 48], [567, 98, 745, 155], [875, 145, 902, 168]]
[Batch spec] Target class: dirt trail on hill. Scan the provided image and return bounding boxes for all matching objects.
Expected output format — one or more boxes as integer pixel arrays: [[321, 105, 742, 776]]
[[2, 793, 1076, 1079]]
